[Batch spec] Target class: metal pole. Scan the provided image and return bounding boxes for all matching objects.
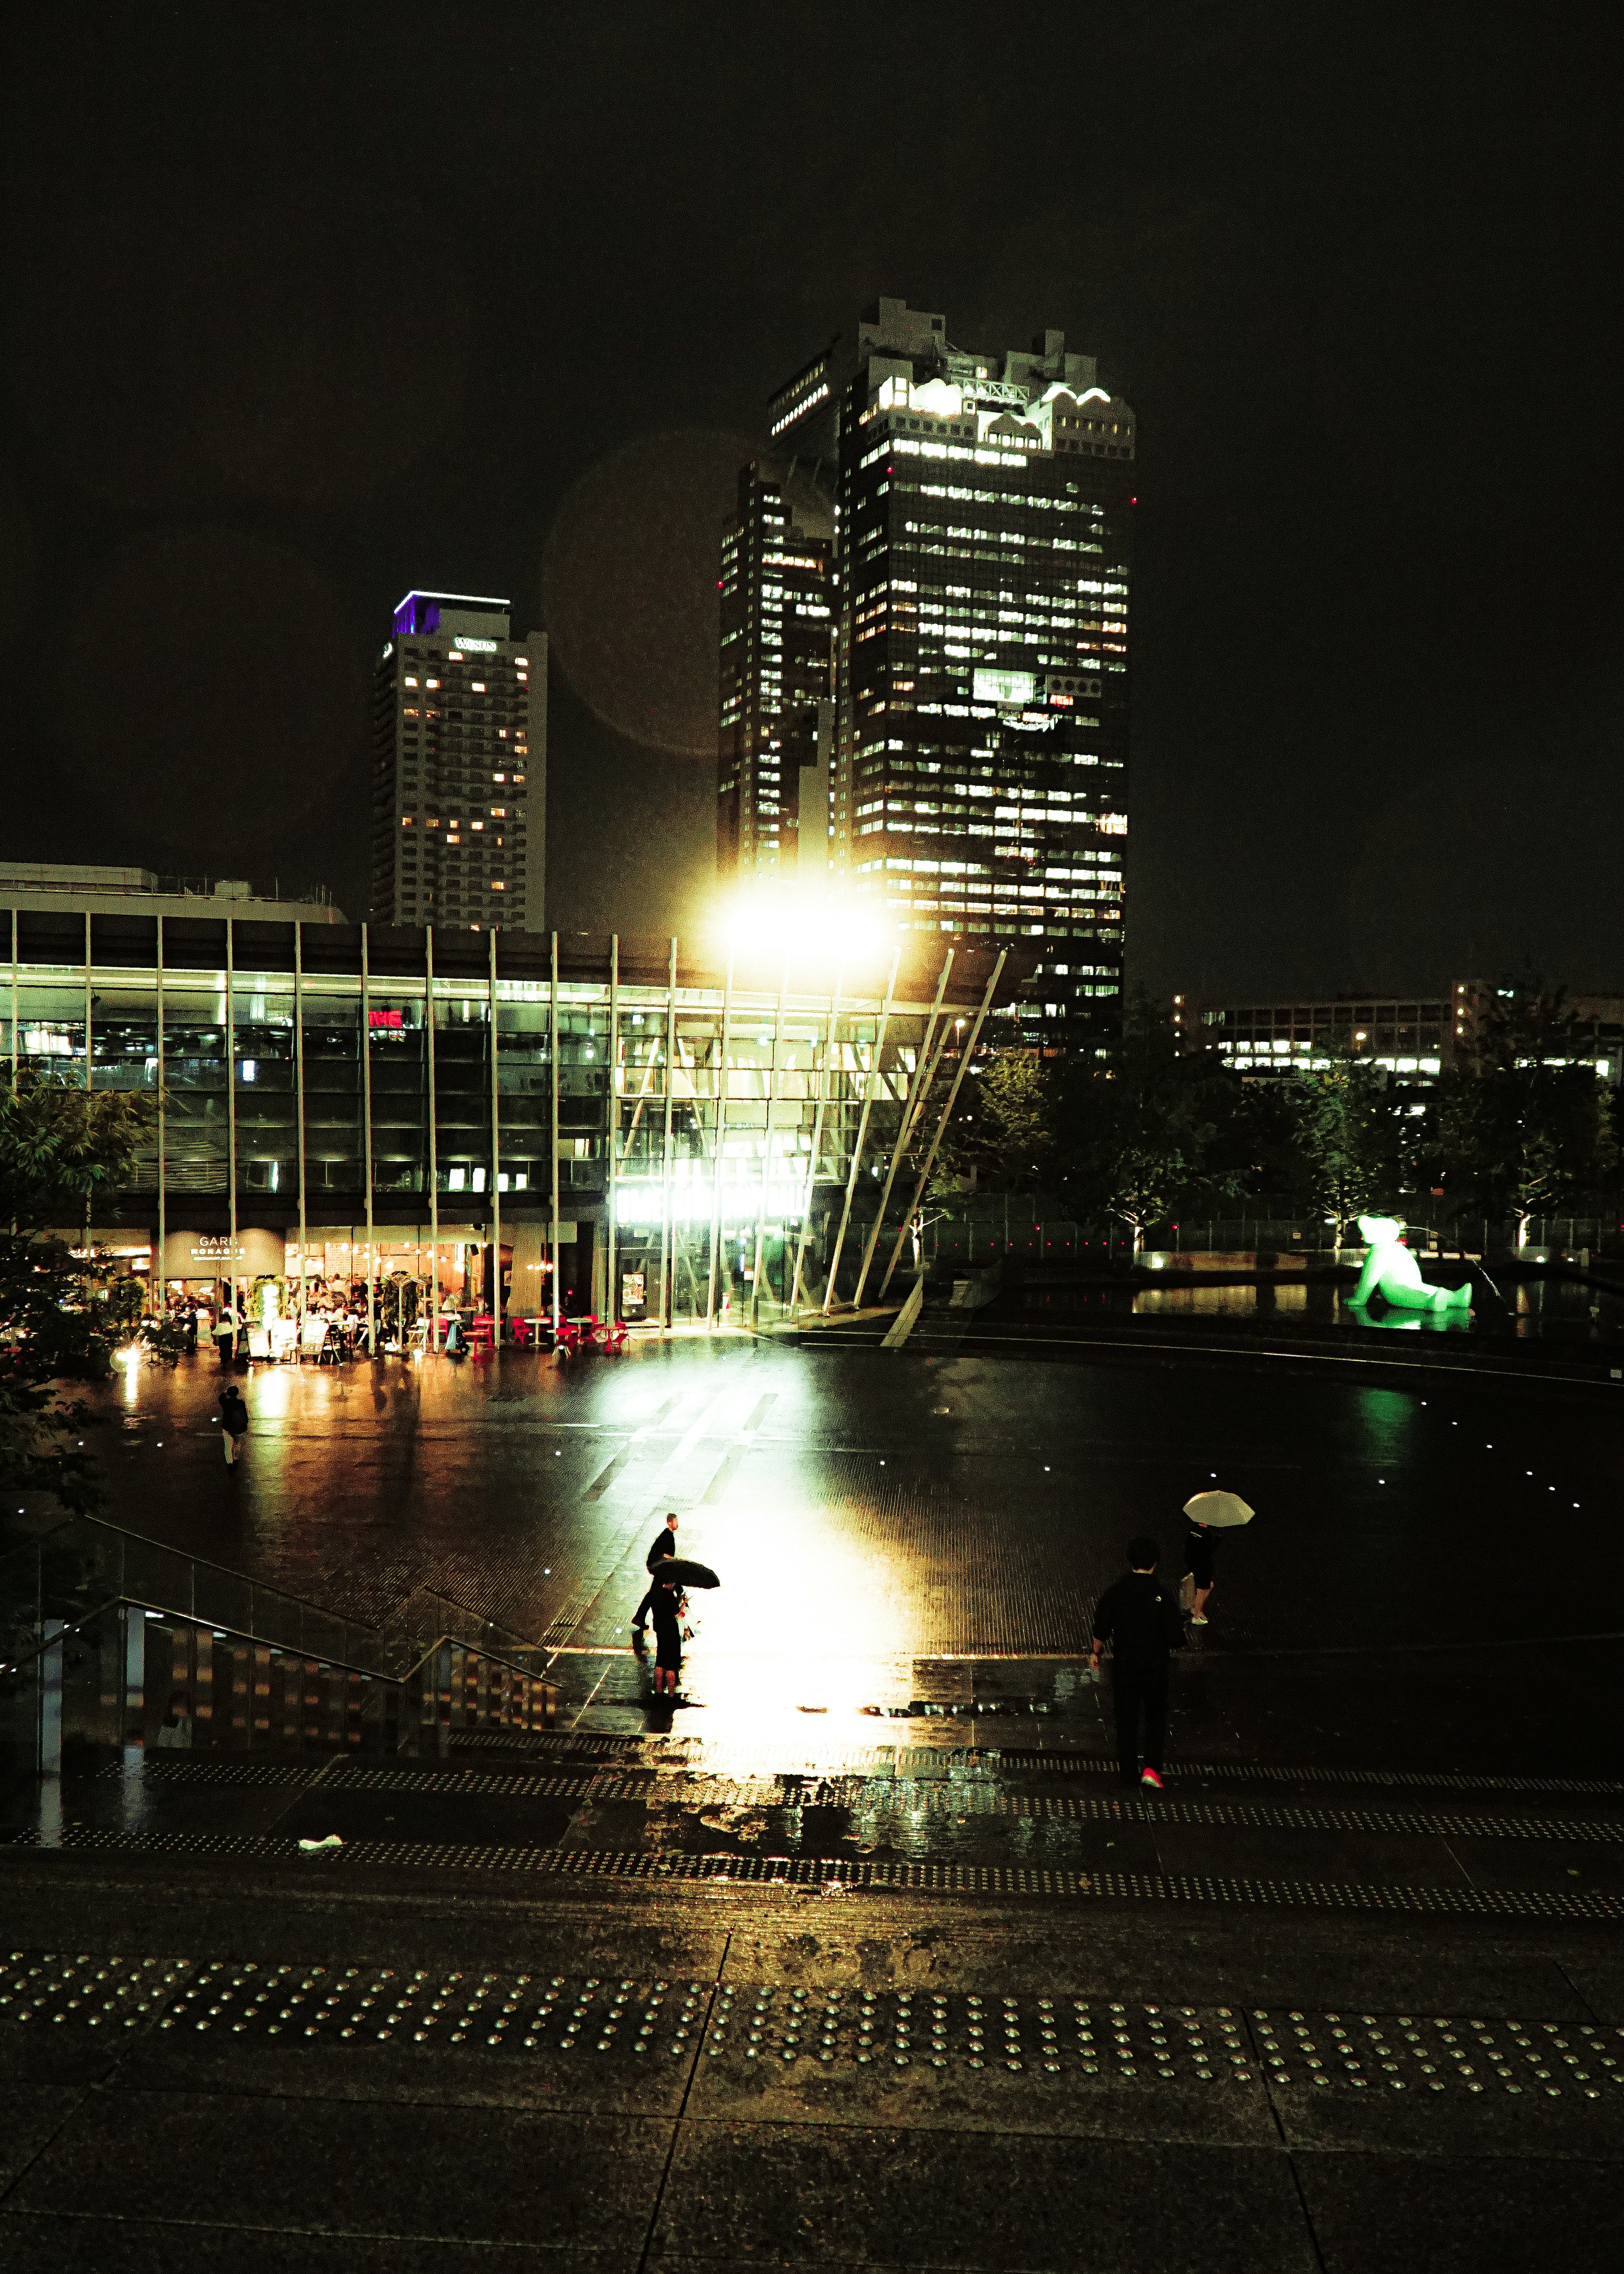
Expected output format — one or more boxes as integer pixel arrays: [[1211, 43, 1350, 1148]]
[[705, 948, 735, 1326], [82, 912, 93, 1275], [606, 934, 619, 1322], [879, 950, 1006, 1299], [549, 932, 560, 1336], [749, 960, 791, 1328], [425, 928, 440, 1349], [823, 946, 901, 1312], [155, 917, 166, 1320], [294, 923, 306, 1334], [226, 917, 238, 1328], [853, 949, 954, 1310], [361, 924, 376, 1357], [9, 906, 17, 1095], [488, 926, 502, 1346], [660, 934, 677, 1329], [788, 957, 844, 1316]]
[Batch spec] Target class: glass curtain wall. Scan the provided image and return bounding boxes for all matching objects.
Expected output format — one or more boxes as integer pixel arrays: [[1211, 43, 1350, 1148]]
[[5, 917, 975, 1331]]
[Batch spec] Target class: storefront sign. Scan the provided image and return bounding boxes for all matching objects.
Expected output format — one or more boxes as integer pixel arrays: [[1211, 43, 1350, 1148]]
[[162, 1228, 285, 1280]]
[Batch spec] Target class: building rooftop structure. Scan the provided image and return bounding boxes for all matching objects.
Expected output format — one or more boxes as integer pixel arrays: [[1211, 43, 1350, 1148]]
[[0, 862, 344, 923]]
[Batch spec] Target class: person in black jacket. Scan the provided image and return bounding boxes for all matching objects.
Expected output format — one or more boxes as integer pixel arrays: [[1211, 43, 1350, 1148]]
[[650, 1571, 683, 1695], [631, 1513, 679, 1644], [219, 1385, 250, 1469], [1089, 1534, 1185, 1790]]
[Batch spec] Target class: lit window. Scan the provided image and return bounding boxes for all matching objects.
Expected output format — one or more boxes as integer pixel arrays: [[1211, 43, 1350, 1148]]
[[403, 676, 419, 687]]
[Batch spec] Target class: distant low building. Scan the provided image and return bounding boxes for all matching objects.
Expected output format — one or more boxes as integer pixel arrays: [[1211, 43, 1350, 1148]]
[[0, 862, 343, 924], [1172, 980, 1624, 1084]]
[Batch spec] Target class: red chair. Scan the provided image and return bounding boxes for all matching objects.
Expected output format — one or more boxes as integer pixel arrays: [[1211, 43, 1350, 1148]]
[[596, 1320, 629, 1354], [470, 1314, 496, 1357]]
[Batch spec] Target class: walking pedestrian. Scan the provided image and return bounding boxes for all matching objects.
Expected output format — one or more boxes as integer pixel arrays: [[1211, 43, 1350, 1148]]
[[650, 1571, 683, 1695], [1185, 1511, 1219, 1626], [219, 1384, 249, 1468], [631, 1513, 680, 1642], [1089, 1535, 1185, 1790], [214, 1297, 239, 1367]]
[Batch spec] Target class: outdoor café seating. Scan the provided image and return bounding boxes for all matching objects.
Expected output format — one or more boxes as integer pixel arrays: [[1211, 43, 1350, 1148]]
[[555, 1315, 629, 1355]]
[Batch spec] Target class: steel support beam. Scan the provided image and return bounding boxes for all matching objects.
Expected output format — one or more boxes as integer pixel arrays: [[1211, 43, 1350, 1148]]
[[853, 949, 953, 1311], [822, 946, 901, 1312], [878, 950, 1007, 1300]]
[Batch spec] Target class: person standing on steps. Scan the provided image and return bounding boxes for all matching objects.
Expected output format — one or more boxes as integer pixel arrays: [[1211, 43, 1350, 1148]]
[[1185, 1511, 1219, 1626], [631, 1513, 679, 1645], [1089, 1534, 1185, 1790], [219, 1384, 249, 1467], [650, 1569, 683, 1696]]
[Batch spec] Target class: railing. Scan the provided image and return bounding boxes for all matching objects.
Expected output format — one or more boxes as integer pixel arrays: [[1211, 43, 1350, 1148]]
[[0, 1514, 554, 1785], [919, 1205, 1621, 1265]]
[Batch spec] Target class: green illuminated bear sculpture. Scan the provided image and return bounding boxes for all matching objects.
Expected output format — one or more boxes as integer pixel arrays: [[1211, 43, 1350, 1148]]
[[1349, 1215, 1472, 1312]]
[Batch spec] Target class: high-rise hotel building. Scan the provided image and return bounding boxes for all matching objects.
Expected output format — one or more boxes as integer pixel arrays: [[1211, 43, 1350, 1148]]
[[716, 459, 835, 884], [774, 299, 1134, 1047], [370, 592, 547, 931]]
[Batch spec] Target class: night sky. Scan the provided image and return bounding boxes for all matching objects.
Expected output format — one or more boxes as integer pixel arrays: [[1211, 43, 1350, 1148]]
[[3, 8, 1614, 1001]]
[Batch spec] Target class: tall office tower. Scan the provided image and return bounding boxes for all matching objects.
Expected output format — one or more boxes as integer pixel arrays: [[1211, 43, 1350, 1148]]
[[817, 298, 1134, 1048], [370, 592, 547, 931], [716, 460, 834, 886]]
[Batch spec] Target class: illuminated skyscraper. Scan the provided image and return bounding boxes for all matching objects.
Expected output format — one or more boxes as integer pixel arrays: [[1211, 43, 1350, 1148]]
[[370, 592, 547, 931], [778, 299, 1135, 1048], [716, 461, 834, 885]]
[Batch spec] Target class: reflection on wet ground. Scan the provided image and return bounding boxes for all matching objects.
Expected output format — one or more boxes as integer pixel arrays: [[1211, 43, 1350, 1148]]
[[3, 1331, 1616, 1784]]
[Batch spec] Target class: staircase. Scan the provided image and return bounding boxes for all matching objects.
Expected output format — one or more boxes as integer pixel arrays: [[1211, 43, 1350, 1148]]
[[0, 1513, 555, 1785]]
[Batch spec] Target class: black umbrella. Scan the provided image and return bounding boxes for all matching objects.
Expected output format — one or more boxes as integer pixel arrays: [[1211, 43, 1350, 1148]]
[[653, 1559, 721, 1590]]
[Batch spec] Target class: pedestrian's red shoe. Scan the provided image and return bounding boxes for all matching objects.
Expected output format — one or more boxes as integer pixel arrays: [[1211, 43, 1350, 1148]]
[[1140, 1767, 1164, 1791]]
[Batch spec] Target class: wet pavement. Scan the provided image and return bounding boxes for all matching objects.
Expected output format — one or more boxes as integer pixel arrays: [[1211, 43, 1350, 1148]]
[[2, 1334, 1621, 2266]]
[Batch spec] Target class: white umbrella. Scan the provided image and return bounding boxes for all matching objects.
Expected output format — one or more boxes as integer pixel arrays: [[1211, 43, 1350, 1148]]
[[1183, 1490, 1254, 1528]]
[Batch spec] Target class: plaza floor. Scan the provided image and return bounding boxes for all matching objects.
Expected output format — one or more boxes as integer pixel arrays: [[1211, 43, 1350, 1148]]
[[1, 1333, 1620, 2268]]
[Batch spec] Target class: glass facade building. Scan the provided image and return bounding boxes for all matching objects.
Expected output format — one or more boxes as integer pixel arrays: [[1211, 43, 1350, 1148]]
[[716, 462, 834, 885], [4, 908, 1020, 1329], [771, 298, 1134, 1052], [370, 592, 547, 933]]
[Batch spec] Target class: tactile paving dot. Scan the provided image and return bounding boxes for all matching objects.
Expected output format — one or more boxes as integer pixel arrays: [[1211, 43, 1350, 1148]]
[[1248, 2009, 1624, 2097], [4, 1951, 1619, 2104], [0, 1950, 195, 2027], [701, 1992, 1256, 2080]]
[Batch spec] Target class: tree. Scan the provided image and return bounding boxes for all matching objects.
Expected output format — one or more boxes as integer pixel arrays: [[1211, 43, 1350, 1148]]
[[0, 1074, 155, 1513], [1283, 1044, 1404, 1254], [930, 1048, 1057, 1197], [1438, 1061, 1617, 1244], [1052, 999, 1244, 1253]]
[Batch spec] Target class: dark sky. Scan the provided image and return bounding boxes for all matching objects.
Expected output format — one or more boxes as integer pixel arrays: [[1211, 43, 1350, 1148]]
[[3, 5, 1616, 1000]]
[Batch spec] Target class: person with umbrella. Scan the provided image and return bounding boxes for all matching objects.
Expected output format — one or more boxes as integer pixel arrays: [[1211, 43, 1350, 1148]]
[[1182, 1489, 1254, 1628], [631, 1513, 680, 1645], [645, 1552, 721, 1698]]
